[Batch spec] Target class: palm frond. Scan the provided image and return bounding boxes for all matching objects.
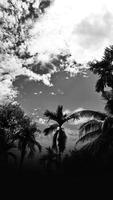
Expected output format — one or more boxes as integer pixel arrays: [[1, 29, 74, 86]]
[[76, 136, 101, 156], [76, 129, 101, 147], [44, 110, 57, 122], [44, 124, 58, 135], [79, 119, 102, 137], [68, 110, 107, 121]]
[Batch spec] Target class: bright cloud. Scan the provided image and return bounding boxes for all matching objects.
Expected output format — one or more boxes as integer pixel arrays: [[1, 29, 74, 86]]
[[30, 0, 113, 64], [0, 54, 53, 104], [36, 117, 47, 125]]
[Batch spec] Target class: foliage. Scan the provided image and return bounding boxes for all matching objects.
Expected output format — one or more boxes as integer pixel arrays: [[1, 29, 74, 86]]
[[0, 102, 41, 168], [44, 105, 69, 154], [89, 45, 113, 92]]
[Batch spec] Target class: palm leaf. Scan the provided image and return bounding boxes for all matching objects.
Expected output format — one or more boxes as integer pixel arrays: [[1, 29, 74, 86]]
[[68, 110, 107, 121], [76, 129, 101, 146], [80, 133, 112, 156], [44, 124, 58, 135], [77, 136, 100, 155], [44, 110, 57, 122], [79, 119, 102, 136]]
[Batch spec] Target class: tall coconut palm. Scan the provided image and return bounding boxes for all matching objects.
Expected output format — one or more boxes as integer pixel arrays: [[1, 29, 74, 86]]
[[44, 105, 72, 155], [13, 117, 41, 168], [68, 92, 113, 155]]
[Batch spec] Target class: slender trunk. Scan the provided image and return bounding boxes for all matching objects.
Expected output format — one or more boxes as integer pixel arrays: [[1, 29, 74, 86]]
[[57, 127, 62, 167]]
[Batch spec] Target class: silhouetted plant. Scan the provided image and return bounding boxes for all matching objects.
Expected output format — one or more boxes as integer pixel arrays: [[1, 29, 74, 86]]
[[0, 102, 41, 169], [44, 105, 72, 156], [13, 116, 41, 168], [68, 92, 113, 158], [89, 45, 113, 93], [67, 45, 113, 156]]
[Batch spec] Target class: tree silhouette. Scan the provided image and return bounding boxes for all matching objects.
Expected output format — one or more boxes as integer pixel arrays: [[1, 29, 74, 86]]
[[66, 45, 113, 155], [68, 90, 113, 156], [44, 105, 71, 156], [13, 116, 41, 168], [89, 45, 113, 93], [0, 103, 41, 168]]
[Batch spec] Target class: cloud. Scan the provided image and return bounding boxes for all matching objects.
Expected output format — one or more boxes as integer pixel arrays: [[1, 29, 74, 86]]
[[36, 117, 47, 125], [50, 92, 56, 95], [74, 12, 113, 62], [0, 54, 54, 104], [29, 0, 113, 65]]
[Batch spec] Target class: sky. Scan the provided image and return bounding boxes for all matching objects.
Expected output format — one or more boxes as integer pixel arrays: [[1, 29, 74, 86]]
[[0, 0, 113, 149]]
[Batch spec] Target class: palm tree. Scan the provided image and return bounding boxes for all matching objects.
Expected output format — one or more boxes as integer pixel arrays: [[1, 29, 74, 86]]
[[13, 117, 41, 168], [68, 91, 113, 156], [70, 45, 113, 154], [44, 105, 71, 156]]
